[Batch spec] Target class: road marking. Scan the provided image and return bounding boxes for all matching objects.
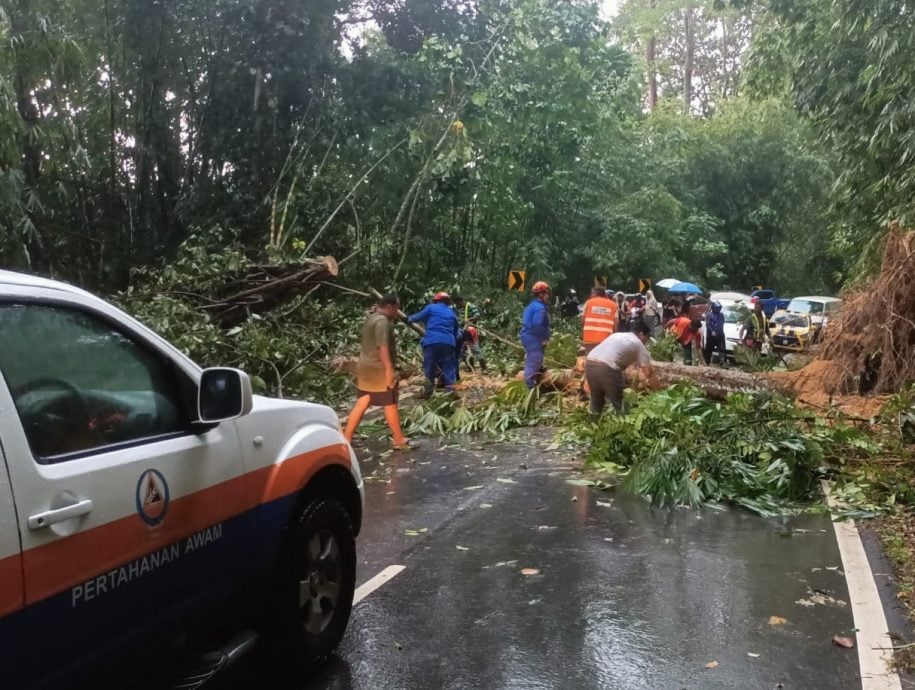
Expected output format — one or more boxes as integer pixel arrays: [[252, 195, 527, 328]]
[[353, 565, 405, 605], [823, 481, 902, 690]]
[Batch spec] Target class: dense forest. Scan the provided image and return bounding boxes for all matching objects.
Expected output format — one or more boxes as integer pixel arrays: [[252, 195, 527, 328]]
[[2, 0, 915, 388], [7, 0, 910, 294]]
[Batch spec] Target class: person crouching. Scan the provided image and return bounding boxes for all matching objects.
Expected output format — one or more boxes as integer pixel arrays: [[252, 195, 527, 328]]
[[584, 321, 657, 416]]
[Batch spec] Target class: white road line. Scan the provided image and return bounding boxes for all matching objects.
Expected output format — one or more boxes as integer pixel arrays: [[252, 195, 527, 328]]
[[823, 480, 902, 690], [353, 565, 405, 605]]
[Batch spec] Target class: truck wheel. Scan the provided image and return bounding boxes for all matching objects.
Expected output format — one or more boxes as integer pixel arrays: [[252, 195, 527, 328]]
[[276, 498, 356, 664]]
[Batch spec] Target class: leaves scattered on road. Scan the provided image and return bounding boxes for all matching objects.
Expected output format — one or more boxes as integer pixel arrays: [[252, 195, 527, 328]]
[[521, 568, 540, 576], [832, 635, 855, 649], [796, 589, 847, 608], [497, 477, 517, 484], [769, 615, 788, 625], [748, 652, 760, 658], [456, 545, 470, 551], [704, 661, 719, 669]]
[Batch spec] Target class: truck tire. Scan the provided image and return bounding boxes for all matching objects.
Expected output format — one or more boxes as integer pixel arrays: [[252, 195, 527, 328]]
[[275, 498, 356, 664]]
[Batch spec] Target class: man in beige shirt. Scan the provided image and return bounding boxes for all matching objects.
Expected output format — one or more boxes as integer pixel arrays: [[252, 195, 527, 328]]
[[584, 321, 658, 416], [344, 294, 410, 449]]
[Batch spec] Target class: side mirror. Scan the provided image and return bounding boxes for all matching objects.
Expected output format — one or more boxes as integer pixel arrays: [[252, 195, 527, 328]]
[[198, 368, 253, 423]]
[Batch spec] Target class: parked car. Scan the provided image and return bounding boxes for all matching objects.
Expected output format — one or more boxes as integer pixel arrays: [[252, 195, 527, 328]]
[[772, 313, 816, 352], [708, 291, 751, 306], [772, 296, 842, 346], [700, 302, 749, 360], [685, 294, 709, 322], [0, 270, 363, 689], [749, 289, 791, 318]]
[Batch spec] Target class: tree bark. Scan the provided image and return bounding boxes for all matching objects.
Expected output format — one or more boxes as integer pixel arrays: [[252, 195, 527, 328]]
[[646, 0, 658, 112], [646, 37, 657, 112], [683, 5, 695, 115]]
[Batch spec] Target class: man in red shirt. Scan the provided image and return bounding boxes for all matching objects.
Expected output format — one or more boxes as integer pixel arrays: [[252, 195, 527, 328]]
[[666, 313, 703, 365]]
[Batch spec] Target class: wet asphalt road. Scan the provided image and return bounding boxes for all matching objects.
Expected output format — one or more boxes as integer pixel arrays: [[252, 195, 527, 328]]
[[230, 429, 861, 689]]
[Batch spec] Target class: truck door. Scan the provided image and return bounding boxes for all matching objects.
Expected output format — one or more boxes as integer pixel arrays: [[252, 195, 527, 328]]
[[0, 300, 249, 686], [0, 449, 24, 687]]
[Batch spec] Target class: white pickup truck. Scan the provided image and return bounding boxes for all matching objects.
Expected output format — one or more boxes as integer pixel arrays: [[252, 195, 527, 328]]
[[0, 270, 363, 689]]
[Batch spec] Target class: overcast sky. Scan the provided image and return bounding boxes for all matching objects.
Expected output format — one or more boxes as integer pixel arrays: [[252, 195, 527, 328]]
[[601, 0, 622, 19]]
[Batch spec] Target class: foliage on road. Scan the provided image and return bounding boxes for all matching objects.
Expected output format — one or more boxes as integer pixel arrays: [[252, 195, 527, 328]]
[[572, 382, 892, 516], [403, 382, 563, 437]]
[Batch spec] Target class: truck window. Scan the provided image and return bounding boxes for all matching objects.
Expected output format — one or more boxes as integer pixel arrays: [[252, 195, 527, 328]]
[[786, 299, 824, 315], [0, 303, 190, 462]]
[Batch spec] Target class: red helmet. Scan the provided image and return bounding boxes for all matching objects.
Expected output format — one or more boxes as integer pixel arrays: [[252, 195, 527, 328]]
[[532, 281, 551, 294], [433, 291, 451, 302]]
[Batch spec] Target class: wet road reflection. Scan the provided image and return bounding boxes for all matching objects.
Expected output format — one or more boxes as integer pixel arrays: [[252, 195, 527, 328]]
[[226, 433, 858, 689]]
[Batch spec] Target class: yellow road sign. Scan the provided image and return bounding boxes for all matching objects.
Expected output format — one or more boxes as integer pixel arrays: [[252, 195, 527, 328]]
[[593, 276, 609, 289], [508, 270, 526, 292], [639, 278, 653, 293]]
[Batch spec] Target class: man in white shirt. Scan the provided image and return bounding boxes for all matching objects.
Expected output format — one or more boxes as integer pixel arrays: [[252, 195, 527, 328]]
[[585, 321, 657, 415]]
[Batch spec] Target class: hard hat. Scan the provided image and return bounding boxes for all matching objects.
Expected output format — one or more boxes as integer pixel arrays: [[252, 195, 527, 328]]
[[532, 281, 551, 294], [569, 289, 577, 295], [711, 301, 722, 311], [433, 291, 451, 302]]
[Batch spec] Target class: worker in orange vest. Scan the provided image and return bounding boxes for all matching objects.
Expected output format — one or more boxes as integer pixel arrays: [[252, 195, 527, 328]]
[[578, 287, 619, 398]]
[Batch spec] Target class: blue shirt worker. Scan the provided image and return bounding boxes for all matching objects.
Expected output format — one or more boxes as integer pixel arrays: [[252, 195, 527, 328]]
[[519, 281, 552, 388], [408, 291, 460, 396], [704, 301, 727, 365]]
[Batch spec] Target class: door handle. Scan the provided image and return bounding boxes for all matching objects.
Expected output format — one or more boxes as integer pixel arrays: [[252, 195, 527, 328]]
[[28, 499, 94, 530]]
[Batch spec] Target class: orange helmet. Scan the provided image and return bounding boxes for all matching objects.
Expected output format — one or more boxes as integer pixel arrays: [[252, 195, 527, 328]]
[[532, 281, 551, 294], [433, 291, 451, 302]]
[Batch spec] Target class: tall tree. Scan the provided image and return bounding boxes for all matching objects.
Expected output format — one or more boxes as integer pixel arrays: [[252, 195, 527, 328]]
[[755, 0, 915, 272]]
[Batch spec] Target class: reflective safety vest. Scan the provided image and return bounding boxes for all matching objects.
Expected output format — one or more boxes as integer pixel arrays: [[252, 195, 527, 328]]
[[582, 297, 619, 344]]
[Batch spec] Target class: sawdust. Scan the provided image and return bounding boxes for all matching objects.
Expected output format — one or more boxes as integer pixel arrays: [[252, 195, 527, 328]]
[[767, 360, 889, 418]]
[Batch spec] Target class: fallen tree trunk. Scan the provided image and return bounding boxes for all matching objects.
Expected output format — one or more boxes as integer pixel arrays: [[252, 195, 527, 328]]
[[202, 256, 339, 327], [651, 361, 773, 399], [540, 362, 773, 400]]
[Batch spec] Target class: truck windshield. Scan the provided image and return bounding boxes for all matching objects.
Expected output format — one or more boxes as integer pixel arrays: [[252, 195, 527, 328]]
[[786, 299, 824, 314]]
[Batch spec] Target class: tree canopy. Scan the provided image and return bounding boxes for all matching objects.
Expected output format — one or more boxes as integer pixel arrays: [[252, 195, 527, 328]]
[[0, 0, 901, 298]]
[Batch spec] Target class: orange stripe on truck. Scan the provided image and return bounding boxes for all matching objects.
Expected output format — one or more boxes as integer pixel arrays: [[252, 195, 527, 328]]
[[20, 445, 350, 606], [0, 553, 24, 617]]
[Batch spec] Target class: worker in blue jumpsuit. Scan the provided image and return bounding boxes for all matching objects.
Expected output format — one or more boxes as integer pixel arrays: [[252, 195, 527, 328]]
[[519, 281, 552, 389], [408, 291, 460, 397]]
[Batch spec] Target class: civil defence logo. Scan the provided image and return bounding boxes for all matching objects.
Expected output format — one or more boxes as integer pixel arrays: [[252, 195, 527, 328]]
[[135, 469, 170, 527]]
